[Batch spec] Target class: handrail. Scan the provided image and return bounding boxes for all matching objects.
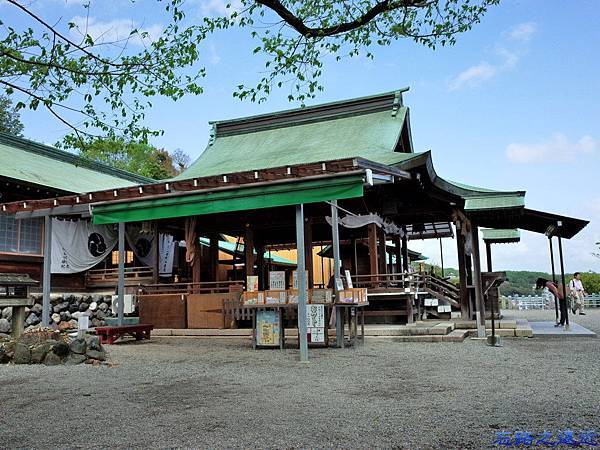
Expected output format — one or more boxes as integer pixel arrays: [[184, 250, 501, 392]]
[[138, 280, 244, 295]]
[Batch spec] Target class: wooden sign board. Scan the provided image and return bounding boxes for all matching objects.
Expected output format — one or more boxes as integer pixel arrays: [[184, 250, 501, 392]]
[[306, 304, 325, 343], [256, 310, 281, 347], [269, 271, 286, 290]]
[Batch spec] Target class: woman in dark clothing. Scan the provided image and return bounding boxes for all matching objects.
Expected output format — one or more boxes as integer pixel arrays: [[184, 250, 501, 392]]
[[536, 278, 567, 327]]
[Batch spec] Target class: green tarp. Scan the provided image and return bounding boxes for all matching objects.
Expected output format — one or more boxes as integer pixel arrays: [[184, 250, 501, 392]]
[[92, 174, 364, 225]]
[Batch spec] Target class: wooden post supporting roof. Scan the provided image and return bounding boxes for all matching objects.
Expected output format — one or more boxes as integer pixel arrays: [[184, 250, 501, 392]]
[[394, 235, 402, 275], [401, 227, 409, 273], [368, 223, 379, 279], [471, 224, 486, 338], [152, 223, 159, 284], [378, 228, 387, 275], [304, 217, 314, 288], [209, 234, 219, 282], [244, 225, 254, 277], [548, 237, 559, 322], [42, 215, 52, 327], [485, 241, 493, 272], [456, 221, 470, 320]]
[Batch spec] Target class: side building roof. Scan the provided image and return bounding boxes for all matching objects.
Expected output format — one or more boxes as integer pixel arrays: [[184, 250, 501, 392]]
[[0, 133, 153, 194], [177, 89, 414, 178]]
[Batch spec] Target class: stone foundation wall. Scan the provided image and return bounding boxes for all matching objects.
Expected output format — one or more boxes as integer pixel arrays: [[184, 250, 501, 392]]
[[0, 293, 115, 338]]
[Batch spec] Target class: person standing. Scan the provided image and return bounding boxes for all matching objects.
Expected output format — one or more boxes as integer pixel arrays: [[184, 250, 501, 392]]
[[536, 278, 568, 326], [569, 272, 587, 316]]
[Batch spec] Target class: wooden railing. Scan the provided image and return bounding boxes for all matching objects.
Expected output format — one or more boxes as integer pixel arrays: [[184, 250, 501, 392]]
[[138, 280, 244, 295], [86, 266, 155, 287], [351, 271, 459, 305]]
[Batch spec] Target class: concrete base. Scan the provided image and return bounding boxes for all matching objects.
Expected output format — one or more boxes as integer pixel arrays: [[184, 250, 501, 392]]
[[529, 321, 597, 338]]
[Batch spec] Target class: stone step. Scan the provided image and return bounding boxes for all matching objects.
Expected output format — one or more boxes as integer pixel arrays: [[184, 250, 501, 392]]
[[442, 329, 469, 342]]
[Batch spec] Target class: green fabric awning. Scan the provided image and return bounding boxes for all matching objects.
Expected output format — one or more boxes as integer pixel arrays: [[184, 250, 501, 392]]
[[92, 174, 364, 224]]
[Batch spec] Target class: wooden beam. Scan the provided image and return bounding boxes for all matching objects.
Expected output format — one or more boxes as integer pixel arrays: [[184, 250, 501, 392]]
[[394, 235, 402, 274]]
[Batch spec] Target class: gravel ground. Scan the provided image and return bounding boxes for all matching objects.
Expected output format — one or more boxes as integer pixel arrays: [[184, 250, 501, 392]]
[[1, 309, 599, 449]]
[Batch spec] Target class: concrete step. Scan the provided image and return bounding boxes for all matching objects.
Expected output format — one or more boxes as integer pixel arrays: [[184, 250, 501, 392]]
[[442, 329, 469, 342]]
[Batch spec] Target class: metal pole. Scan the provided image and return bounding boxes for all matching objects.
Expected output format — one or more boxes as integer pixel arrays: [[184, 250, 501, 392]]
[[331, 200, 344, 348], [42, 215, 52, 327], [471, 224, 486, 338], [295, 204, 309, 362], [549, 237, 559, 322], [557, 227, 569, 329], [439, 238, 445, 277], [117, 222, 125, 326]]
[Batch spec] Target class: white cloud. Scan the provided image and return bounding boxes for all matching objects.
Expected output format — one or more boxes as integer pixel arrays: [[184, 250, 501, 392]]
[[496, 47, 519, 69], [507, 22, 537, 42], [208, 43, 221, 65], [69, 16, 162, 47], [506, 133, 596, 164], [448, 22, 536, 91], [198, 0, 243, 16], [448, 62, 496, 91]]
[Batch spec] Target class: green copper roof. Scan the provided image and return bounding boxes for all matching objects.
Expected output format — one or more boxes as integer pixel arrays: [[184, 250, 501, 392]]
[[463, 194, 525, 211], [177, 90, 412, 178], [0, 133, 153, 193], [481, 229, 521, 243]]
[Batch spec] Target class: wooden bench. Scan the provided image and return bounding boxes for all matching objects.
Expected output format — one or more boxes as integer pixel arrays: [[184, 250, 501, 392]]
[[95, 324, 154, 345]]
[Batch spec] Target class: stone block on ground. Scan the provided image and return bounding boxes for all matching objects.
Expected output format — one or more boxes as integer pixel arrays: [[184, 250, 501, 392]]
[[86, 349, 106, 361], [13, 342, 31, 364], [52, 341, 70, 357], [43, 351, 62, 366], [442, 330, 469, 342], [69, 338, 87, 354], [66, 353, 88, 365], [2, 307, 13, 320], [0, 318, 10, 333], [486, 328, 515, 337], [30, 342, 53, 364], [515, 326, 533, 337]]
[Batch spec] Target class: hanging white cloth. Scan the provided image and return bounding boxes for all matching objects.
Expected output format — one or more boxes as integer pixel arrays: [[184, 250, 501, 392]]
[[51, 218, 117, 274], [158, 233, 175, 276]]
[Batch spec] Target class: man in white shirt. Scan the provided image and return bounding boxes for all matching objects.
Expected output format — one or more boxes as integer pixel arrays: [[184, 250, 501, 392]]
[[569, 272, 586, 315]]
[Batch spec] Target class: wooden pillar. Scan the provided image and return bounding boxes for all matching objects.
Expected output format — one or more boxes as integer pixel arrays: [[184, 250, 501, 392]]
[[244, 225, 254, 277], [209, 234, 219, 282], [378, 228, 387, 275], [557, 225, 569, 329], [255, 242, 265, 290], [456, 221, 470, 319], [471, 224, 486, 337], [368, 223, 379, 281], [153, 223, 160, 283], [304, 217, 314, 288], [485, 241, 493, 273], [42, 215, 52, 327], [394, 235, 402, 275], [401, 227, 409, 273]]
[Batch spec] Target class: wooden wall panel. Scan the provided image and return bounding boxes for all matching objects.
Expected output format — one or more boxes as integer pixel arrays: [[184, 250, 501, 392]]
[[139, 294, 187, 329]]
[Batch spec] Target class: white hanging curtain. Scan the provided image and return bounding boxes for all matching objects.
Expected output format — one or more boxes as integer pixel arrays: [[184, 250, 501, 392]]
[[51, 218, 117, 274]]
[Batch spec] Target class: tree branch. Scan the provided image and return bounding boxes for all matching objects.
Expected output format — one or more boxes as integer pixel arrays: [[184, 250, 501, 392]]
[[254, 0, 429, 37]]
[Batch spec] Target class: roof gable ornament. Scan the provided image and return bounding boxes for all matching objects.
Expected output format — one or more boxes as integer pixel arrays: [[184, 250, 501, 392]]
[[391, 90, 404, 117]]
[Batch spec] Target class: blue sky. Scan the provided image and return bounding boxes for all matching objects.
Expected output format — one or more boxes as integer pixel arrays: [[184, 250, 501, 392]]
[[4, 0, 600, 273]]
